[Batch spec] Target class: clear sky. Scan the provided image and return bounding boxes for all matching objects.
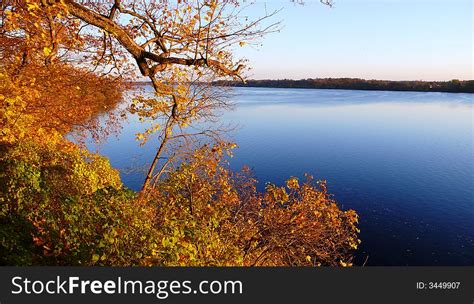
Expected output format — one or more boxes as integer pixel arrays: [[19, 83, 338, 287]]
[[235, 0, 473, 81]]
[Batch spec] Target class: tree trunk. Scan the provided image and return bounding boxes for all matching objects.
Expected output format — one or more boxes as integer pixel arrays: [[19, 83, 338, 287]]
[[140, 136, 168, 194]]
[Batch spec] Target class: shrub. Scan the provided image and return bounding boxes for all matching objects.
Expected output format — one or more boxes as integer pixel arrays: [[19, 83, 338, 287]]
[[148, 144, 360, 266], [147, 143, 244, 266], [0, 140, 159, 265], [0, 141, 359, 266], [240, 175, 360, 266]]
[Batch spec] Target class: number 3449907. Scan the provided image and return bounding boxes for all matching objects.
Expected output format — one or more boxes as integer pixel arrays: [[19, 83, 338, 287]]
[[416, 282, 461, 289]]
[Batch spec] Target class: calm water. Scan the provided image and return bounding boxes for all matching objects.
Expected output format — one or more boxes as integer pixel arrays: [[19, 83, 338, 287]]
[[89, 87, 474, 266]]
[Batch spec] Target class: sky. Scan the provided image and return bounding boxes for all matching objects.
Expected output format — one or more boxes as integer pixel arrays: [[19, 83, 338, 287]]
[[234, 0, 473, 81]]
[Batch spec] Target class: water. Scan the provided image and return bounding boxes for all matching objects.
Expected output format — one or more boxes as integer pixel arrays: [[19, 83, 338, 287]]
[[88, 87, 474, 266]]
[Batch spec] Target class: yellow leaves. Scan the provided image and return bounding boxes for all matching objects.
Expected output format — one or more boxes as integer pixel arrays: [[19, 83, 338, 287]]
[[248, 173, 360, 266], [92, 254, 100, 263], [339, 260, 353, 267], [147, 142, 246, 265], [265, 184, 289, 205], [69, 149, 122, 195], [216, 51, 226, 59], [1, 57, 125, 144], [27, 2, 40, 11], [203, 10, 214, 22], [105, 234, 116, 244], [206, 1, 218, 10], [135, 123, 162, 145], [1, 0, 360, 267], [92, 253, 107, 263], [135, 132, 145, 143], [43, 46, 52, 56], [286, 177, 300, 189]]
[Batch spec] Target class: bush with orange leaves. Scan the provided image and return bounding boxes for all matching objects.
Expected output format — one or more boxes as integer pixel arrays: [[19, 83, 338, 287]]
[[148, 143, 360, 266], [239, 175, 360, 266]]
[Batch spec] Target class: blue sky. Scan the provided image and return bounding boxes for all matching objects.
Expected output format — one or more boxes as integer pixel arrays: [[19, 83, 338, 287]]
[[235, 0, 473, 81]]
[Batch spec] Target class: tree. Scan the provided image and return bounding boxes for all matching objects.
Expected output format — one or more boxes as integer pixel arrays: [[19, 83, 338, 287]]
[[1, 0, 126, 145], [1, 0, 360, 267], [2, 0, 279, 193], [1, 0, 339, 192]]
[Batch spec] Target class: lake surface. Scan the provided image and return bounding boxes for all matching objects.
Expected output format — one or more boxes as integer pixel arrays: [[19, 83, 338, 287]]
[[88, 87, 474, 266]]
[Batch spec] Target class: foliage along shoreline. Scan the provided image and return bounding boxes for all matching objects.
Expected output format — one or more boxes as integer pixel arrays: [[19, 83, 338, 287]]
[[210, 78, 474, 93], [1, 0, 360, 267]]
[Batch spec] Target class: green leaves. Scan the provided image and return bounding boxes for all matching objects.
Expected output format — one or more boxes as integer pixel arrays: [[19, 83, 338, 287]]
[[0, 140, 158, 266]]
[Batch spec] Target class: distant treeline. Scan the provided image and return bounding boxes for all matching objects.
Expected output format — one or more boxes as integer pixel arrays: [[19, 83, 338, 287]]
[[214, 78, 474, 93]]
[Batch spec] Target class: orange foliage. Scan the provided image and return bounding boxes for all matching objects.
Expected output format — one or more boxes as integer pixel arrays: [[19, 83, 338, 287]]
[[1, 1, 126, 144], [1, 1, 360, 267], [240, 174, 359, 266], [148, 144, 360, 266]]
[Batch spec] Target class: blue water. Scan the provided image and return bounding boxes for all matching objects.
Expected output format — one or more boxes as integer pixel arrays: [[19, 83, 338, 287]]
[[89, 87, 474, 266]]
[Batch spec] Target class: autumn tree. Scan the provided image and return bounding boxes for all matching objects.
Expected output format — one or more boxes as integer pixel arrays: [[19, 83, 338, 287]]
[[0, 0, 154, 265], [3, 0, 278, 192], [2, 0, 336, 192], [1, 0, 360, 267], [0, 0, 126, 144]]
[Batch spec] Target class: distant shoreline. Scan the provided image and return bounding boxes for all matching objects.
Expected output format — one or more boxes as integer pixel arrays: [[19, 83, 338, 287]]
[[215, 78, 474, 94], [129, 78, 474, 94]]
